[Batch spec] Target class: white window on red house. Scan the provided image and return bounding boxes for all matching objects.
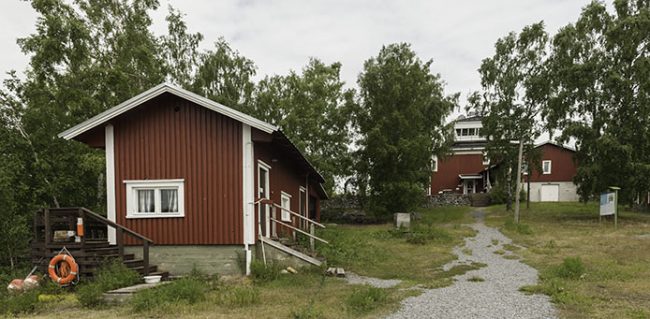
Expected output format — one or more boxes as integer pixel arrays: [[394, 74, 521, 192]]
[[125, 179, 184, 218], [281, 192, 292, 222], [542, 160, 552, 175]]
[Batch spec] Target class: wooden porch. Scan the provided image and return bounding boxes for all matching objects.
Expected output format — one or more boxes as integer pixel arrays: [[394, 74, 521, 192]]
[[31, 207, 167, 279]]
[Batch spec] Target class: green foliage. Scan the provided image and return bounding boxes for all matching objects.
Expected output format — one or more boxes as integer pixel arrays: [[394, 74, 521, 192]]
[[542, 2, 650, 203], [252, 59, 356, 191], [345, 286, 388, 314], [77, 261, 140, 307], [470, 22, 548, 212], [249, 260, 283, 284], [355, 43, 456, 215], [0, 289, 40, 316], [191, 38, 257, 110], [552, 257, 586, 280], [131, 276, 208, 312], [0, 275, 70, 316]]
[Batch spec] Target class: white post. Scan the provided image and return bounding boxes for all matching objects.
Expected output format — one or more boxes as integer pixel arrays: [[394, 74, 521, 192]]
[[105, 124, 117, 245]]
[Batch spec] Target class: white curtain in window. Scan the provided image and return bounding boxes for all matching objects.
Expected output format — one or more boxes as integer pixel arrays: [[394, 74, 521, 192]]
[[161, 189, 178, 212], [138, 189, 155, 212]]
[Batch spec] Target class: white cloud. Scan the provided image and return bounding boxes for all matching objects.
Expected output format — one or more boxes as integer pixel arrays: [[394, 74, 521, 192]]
[[1, 0, 591, 104]]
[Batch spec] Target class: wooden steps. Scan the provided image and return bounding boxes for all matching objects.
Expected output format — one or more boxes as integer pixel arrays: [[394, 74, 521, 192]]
[[32, 207, 166, 280], [103, 282, 171, 304]]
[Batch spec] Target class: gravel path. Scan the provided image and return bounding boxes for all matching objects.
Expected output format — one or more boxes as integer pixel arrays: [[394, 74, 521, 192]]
[[387, 210, 557, 319]]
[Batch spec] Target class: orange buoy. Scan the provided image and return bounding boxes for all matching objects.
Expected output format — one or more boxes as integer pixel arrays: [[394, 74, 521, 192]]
[[48, 254, 78, 286]]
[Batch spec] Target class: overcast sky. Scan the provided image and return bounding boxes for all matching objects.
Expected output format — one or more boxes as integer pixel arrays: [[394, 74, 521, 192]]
[[1, 0, 592, 109]]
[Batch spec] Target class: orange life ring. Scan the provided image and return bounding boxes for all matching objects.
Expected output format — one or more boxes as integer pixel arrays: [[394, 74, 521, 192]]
[[48, 254, 78, 285]]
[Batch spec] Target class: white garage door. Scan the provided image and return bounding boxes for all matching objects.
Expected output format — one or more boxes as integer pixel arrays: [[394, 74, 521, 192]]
[[540, 184, 560, 202]]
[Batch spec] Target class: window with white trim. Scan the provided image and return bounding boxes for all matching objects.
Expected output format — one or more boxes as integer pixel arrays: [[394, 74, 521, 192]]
[[542, 160, 552, 175], [281, 192, 292, 222], [125, 179, 184, 218], [432, 155, 438, 172]]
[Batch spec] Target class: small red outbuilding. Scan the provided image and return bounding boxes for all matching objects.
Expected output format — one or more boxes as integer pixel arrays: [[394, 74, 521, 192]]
[[59, 83, 327, 275]]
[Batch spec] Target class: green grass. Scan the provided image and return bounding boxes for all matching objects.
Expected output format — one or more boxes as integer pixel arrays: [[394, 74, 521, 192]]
[[316, 206, 475, 284], [18, 206, 477, 318], [487, 202, 650, 319], [467, 276, 485, 282], [345, 286, 388, 315]]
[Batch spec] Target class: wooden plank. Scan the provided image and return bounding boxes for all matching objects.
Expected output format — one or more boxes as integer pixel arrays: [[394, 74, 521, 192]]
[[44, 208, 50, 246], [143, 241, 150, 276], [268, 217, 329, 244]]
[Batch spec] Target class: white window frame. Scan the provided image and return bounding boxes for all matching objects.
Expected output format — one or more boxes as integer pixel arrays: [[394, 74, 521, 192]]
[[432, 155, 438, 172], [125, 179, 185, 219], [542, 160, 552, 175], [257, 161, 272, 237], [281, 191, 292, 222]]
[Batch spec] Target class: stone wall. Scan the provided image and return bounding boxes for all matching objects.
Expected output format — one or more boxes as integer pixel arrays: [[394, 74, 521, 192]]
[[425, 194, 471, 207]]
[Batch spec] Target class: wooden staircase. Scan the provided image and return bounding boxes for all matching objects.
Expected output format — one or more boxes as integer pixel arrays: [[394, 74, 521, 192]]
[[31, 207, 167, 279], [256, 199, 329, 267]]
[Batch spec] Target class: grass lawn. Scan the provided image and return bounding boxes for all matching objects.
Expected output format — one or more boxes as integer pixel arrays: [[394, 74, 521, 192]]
[[485, 202, 650, 319], [5, 206, 475, 318]]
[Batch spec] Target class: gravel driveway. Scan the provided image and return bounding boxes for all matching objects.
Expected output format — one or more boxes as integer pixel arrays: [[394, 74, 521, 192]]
[[387, 210, 557, 319]]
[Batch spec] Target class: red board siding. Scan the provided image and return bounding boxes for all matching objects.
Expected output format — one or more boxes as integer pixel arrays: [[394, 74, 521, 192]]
[[528, 144, 576, 183], [431, 154, 485, 194], [254, 141, 320, 236], [112, 93, 243, 245]]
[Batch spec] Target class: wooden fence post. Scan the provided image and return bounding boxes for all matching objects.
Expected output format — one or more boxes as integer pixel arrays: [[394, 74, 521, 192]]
[[143, 241, 150, 276]]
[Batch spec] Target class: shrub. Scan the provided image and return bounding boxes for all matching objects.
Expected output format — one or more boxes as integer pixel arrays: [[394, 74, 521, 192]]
[[345, 286, 388, 314], [489, 184, 527, 204], [131, 277, 207, 312], [76, 282, 106, 308], [250, 260, 282, 284], [77, 260, 140, 307], [554, 257, 585, 280], [0, 289, 40, 316]]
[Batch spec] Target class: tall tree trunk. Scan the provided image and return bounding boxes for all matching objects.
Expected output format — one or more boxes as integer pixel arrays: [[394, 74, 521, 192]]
[[514, 139, 524, 223], [506, 167, 512, 211]]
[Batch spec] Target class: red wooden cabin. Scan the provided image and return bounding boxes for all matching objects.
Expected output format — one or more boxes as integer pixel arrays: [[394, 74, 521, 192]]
[[59, 83, 328, 275]]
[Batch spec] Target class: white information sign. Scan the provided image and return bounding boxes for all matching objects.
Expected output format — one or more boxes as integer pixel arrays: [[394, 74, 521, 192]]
[[599, 192, 616, 216]]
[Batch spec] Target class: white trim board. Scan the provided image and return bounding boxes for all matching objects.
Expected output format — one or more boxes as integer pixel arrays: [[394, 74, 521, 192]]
[[59, 83, 277, 140], [105, 125, 116, 245]]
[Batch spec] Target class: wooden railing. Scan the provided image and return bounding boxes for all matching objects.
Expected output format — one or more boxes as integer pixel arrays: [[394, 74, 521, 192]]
[[255, 199, 328, 250], [36, 207, 154, 276], [80, 208, 154, 275]]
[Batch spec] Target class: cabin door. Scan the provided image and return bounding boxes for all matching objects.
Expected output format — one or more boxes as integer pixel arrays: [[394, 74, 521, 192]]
[[463, 180, 476, 194], [258, 163, 271, 237]]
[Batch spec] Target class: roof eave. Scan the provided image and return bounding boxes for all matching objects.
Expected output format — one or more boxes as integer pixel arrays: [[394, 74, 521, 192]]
[[58, 83, 277, 140]]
